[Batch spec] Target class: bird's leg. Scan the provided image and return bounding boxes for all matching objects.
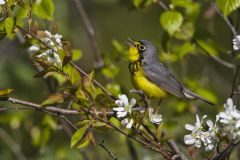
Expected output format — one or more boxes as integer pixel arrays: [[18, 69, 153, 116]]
[[130, 89, 148, 107], [156, 98, 163, 113]]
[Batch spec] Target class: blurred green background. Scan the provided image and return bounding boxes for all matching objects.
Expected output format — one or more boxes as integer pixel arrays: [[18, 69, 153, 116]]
[[0, 0, 239, 159]]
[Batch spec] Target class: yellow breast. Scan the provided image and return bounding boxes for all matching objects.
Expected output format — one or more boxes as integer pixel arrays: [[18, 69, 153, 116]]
[[131, 69, 168, 98]]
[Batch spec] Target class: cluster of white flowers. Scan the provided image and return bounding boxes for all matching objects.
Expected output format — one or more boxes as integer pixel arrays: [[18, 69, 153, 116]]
[[218, 98, 240, 140], [28, 31, 62, 67], [184, 115, 216, 151], [113, 94, 163, 129], [184, 98, 240, 151]]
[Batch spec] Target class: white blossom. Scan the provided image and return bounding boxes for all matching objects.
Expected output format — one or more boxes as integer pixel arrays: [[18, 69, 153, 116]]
[[28, 44, 40, 54], [36, 50, 62, 67], [218, 98, 240, 140], [148, 108, 162, 125], [233, 36, 240, 51], [0, 0, 5, 5], [113, 94, 136, 129], [121, 118, 134, 129], [113, 94, 136, 118], [184, 114, 215, 151], [29, 30, 63, 67]]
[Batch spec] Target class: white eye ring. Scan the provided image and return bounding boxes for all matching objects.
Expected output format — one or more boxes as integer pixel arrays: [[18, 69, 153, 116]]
[[139, 45, 145, 51]]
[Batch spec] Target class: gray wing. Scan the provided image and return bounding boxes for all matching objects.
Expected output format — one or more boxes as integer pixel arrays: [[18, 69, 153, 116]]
[[143, 62, 187, 99], [143, 62, 214, 105]]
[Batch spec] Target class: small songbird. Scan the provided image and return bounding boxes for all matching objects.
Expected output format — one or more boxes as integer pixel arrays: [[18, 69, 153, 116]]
[[127, 38, 214, 105]]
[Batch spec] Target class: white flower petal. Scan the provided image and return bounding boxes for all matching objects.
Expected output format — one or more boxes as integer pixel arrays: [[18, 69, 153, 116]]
[[44, 30, 52, 38], [195, 114, 201, 127], [206, 120, 213, 129], [126, 119, 134, 129], [129, 98, 136, 107], [115, 100, 123, 107], [116, 111, 127, 118], [227, 98, 233, 107], [236, 120, 240, 128], [121, 118, 128, 126], [119, 94, 129, 107], [195, 139, 202, 148], [150, 114, 162, 124], [219, 112, 231, 121], [184, 135, 196, 145], [113, 107, 125, 112], [0, 0, 5, 5], [29, 44, 40, 54], [205, 144, 214, 151], [185, 124, 195, 131], [219, 118, 230, 124], [233, 45, 239, 51], [231, 111, 240, 119]]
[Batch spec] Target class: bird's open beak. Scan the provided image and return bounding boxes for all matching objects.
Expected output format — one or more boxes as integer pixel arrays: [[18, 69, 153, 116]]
[[125, 37, 137, 47]]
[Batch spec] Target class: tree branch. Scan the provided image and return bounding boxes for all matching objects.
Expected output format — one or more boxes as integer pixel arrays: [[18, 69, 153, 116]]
[[0, 128, 28, 160], [0, 96, 173, 160], [211, 3, 238, 38], [72, 0, 104, 68], [98, 140, 118, 160]]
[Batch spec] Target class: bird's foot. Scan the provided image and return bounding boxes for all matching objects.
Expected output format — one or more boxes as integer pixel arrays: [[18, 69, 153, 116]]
[[130, 89, 149, 108]]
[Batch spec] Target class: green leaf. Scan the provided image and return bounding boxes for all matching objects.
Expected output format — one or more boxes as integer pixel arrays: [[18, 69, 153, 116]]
[[77, 138, 89, 149], [196, 89, 218, 104], [41, 93, 65, 106], [101, 64, 119, 79], [0, 89, 14, 97], [178, 42, 195, 59], [33, 0, 54, 20], [159, 52, 178, 62], [63, 64, 81, 84], [4, 17, 15, 39], [106, 84, 120, 96], [156, 123, 164, 141], [160, 11, 183, 35], [72, 49, 82, 61], [133, 0, 153, 9], [83, 71, 97, 99], [216, 0, 240, 16], [71, 127, 87, 148], [196, 39, 218, 56]]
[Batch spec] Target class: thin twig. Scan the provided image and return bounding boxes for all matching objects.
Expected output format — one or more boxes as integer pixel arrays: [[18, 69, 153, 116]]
[[0, 97, 144, 116], [0, 128, 28, 160], [209, 55, 235, 69], [212, 3, 238, 37], [0, 97, 79, 130], [156, 0, 169, 10], [70, 62, 116, 100], [162, 131, 188, 160], [72, 0, 104, 68], [195, 40, 235, 69], [230, 64, 240, 98], [0, 96, 173, 159], [90, 113, 173, 160], [98, 141, 118, 160], [214, 141, 240, 160]]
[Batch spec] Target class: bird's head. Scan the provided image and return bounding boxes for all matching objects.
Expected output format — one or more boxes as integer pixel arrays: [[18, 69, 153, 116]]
[[127, 38, 157, 63]]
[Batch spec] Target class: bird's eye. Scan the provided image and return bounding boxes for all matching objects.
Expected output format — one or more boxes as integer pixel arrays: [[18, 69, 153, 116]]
[[138, 45, 146, 51]]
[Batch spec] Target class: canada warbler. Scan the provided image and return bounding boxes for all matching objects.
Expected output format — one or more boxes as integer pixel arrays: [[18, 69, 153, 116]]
[[127, 38, 214, 105]]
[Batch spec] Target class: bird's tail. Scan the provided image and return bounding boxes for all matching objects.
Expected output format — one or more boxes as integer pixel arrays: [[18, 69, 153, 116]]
[[183, 88, 215, 105]]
